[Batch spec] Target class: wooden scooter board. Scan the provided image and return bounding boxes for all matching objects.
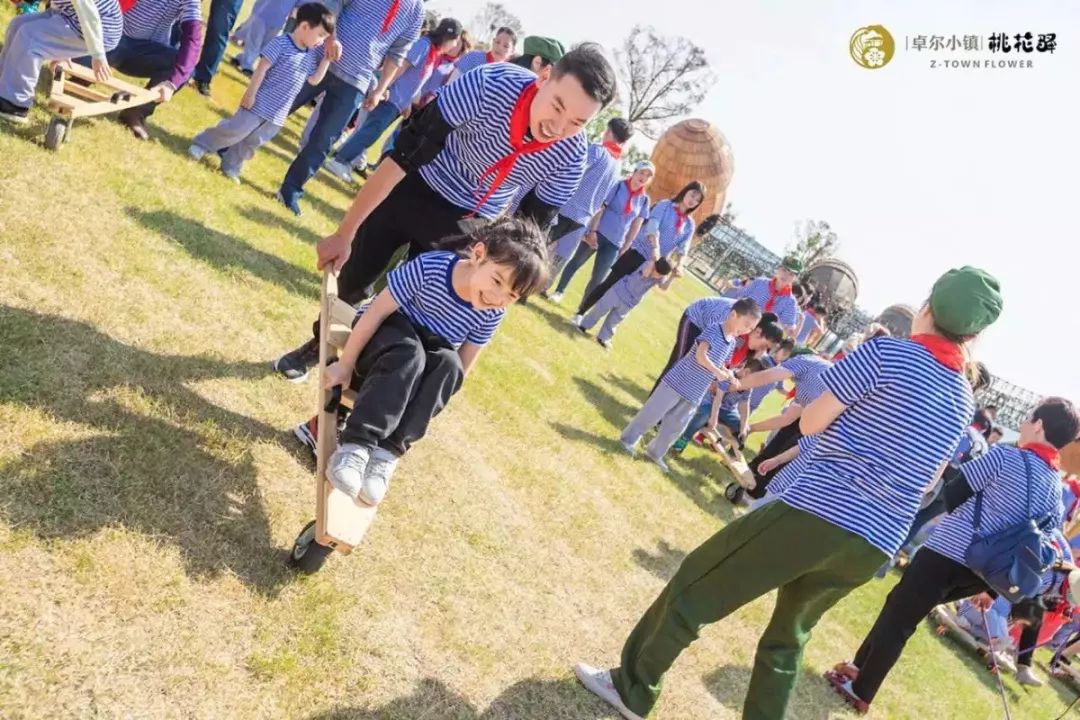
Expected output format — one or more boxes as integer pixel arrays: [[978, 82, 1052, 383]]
[[704, 426, 756, 490], [47, 63, 157, 119], [929, 604, 1016, 674]]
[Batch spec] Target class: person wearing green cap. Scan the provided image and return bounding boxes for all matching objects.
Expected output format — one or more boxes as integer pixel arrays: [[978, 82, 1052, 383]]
[[729, 256, 804, 334], [511, 35, 565, 79], [574, 267, 1003, 720]]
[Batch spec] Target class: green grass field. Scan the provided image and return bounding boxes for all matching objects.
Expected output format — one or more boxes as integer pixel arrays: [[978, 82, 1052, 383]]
[[1, 13, 1078, 717]]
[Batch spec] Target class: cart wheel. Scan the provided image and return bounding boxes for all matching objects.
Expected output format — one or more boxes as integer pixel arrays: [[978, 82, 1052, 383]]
[[724, 482, 745, 504], [287, 519, 333, 574], [44, 118, 66, 151]]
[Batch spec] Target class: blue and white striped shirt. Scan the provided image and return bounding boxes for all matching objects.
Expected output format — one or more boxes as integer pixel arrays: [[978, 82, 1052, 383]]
[[779, 337, 974, 556], [387, 35, 436, 112], [421, 64, 587, 218], [383, 250, 504, 347], [557, 143, 620, 225], [595, 181, 650, 249], [250, 35, 322, 126], [685, 297, 735, 331], [767, 434, 819, 497], [925, 446, 1064, 566], [54, 0, 123, 50], [662, 325, 736, 403], [612, 268, 662, 307], [734, 278, 800, 330], [122, 0, 201, 44], [330, 0, 422, 90], [631, 200, 695, 258], [796, 309, 821, 344], [453, 49, 491, 77], [779, 354, 833, 406]]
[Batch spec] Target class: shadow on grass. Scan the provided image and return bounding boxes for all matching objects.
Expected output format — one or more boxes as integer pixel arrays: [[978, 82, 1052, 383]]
[[602, 372, 652, 406], [704, 662, 863, 717], [633, 539, 687, 582], [916, 619, 1026, 703], [522, 300, 591, 340], [665, 453, 739, 524], [128, 207, 320, 300], [306, 675, 614, 719], [570, 376, 639, 429], [549, 421, 627, 457], [235, 204, 324, 246], [0, 306, 297, 596]]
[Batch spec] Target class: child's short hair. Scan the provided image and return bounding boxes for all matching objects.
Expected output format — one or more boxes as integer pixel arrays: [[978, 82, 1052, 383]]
[[553, 42, 617, 107], [732, 297, 762, 319], [495, 26, 517, 43], [743, 357, 767, 374], [608, 116, 633, 144], [776, 338, 796, 355], [439, 217, 549, 298], [654, 257, 673, 275], [295, 2, 335, 33], [1032, 397, 1080, 449], [757, 319, 786, 344]]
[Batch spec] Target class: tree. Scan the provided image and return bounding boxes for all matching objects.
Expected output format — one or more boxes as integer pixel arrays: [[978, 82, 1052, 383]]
[[787, 219, 838, 268], [718, 201, 737, 227], [615, 25, 716, 138], [467, 2, 522, 45]]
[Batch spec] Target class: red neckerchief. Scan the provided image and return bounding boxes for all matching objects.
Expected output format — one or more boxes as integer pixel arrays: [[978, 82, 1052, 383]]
[[910, 333, 965, 372], [423, 42, 442, 73], [485, 51, 497, 63], [380, 0, 401, 34], [673, 206, 688, 233], [622, 179, 643, 216], [1022, 443, 1062, 470], [120, 0, 137, 11], [726, 335, 750, 369], [806, 308, 818, 319], [765, 278, 792, 313], [833, 351, 846, 361], [473, 82, 548, 211], [603, 140, 623, 159]]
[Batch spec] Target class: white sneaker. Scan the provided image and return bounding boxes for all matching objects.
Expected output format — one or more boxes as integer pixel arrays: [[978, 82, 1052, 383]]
[[620, 439, 637, 456], [573, 663, 643, 720], [646, 453, 670, 473], [548, 291, 564, 303], [597, 337, 612, 351], [358, 446, 399, 506], [1016, 665, 1042, 686], [188, 144, 207, 161], [327, 443, 372, 501], [324, 158, 356, 184], [570, 314, 584, 327]]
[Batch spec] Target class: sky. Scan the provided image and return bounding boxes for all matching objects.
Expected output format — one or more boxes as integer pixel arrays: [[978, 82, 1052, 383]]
[[429, 0, 1079, 402]]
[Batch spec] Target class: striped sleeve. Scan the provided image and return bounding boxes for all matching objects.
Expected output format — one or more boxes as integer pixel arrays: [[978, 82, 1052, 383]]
[[435, 65, 486, 127], [465, 311, 505, 346], [958, 446, 1006, 492], [386, 255, 426, 306], [180, 0, 201, 23], [643, 200, 667, 235], [404, 36, 430, 67], [260, 36, 285, 64], [387, 8, 423, 63], [819, 339, 884, 406], [534, 139, 587, 207]]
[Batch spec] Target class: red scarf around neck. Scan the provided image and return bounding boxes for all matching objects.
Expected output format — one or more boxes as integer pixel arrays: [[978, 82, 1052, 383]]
[[726, 335, 751, 369], [423, 42, 442, 73], [485, 51, 497, 63], [603, 140, 623, 159], [910, 333, 965, 372], [380, 0, 401, 34], [1022, 442, 1062, 470], [622, 179, 643, 216], [673, 205, 688, 233], [765, 278, 792, 313], [473, 82, 548, 212]]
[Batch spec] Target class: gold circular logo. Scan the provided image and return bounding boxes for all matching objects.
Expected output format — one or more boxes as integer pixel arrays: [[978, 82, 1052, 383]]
[[850, 25, 895, 69]]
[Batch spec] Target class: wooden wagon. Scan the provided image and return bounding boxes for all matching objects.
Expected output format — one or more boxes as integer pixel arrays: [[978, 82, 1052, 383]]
[[44, 62, 156, 150]]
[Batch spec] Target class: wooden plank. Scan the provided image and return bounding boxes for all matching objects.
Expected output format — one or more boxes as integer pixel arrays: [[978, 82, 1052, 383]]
[[329, 296, 357, 328], [60, 62, 149, 96], [57, 82, 113, 104]]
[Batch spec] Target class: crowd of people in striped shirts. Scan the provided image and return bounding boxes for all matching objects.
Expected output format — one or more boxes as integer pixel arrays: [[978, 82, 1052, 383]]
[[4, 1, 1080, 717]]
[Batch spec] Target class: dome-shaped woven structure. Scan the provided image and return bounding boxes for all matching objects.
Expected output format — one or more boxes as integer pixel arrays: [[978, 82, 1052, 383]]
[[804, 259, 859, 308], [877, 304, 916, 339], [649, 119, 734, 227], [1063, 442, 1080, 476]]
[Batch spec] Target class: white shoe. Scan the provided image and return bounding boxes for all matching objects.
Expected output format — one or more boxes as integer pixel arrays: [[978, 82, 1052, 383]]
[[188, 144, 207, 161], [570, 314, 584, 327], [573, 663, 644, 720], [358, 446, 398, 506], [324, 158, 356, 184], [1016, 665, 1042, 686], [646, 453, 670, 473], [620, 439, 637, 456], [327, 443, 372, 501], [548, 291, 564, 303], [597, 337, 612, 351]]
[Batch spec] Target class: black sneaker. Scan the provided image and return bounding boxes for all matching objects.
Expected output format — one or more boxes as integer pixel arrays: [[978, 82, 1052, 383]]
[[0, 97, 30, 125], [194, 80, 212, 97], [273, 338, 319, 382]]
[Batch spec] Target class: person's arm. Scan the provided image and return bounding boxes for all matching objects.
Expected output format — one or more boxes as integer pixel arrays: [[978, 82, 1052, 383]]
[[799, 340, 884, 436], [706, 387, 723, 431], [367, 57, 408, 109], [516, 191, 560, 229], [240, 57, 273, 110], [153, 19, 204, 100], [751, 403, 803, 433], [758, 444, 801, 475], [582, 207, 604, 249], [695, 340, 733, 383], [322, 290, 400, 389], [457, 342, 485, 376], [737, 397, 751, 438], [799, 391, 846, 435], [70, 0, 111, 79], [736, 365, 792, 391], [307, 47, 335, 85], [365, 24, 423, 110]]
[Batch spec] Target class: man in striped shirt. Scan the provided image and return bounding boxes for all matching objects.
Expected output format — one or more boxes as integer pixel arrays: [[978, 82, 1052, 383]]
[[447, 25, 516, 83], [274, 43, 617, 381], [731, 256, 803, 334]]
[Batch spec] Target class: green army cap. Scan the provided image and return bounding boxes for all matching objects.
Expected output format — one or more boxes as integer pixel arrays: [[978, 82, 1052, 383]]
[[929, 266, 1003, 336], [522, 36, 566, 64]]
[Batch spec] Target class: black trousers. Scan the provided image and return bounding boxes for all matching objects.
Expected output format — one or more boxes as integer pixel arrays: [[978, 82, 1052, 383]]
[[576, 249, 647, 314], [746, 420, 803, 499], [339, 312, 464, 456], [852, 549, 989, 702], [549, 214, 584, 244], [1015, 597, 1045, 668], [649, 312, 701, 396], [337, 171, 469, 305]]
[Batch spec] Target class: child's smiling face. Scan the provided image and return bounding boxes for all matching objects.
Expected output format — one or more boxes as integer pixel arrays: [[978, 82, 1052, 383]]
[[460, 243, 521, 309]]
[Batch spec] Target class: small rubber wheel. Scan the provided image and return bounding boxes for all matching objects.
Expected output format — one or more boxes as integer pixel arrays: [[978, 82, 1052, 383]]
[[44, 118, 66, 151], [724, 482, 745, 504], [287, 519, 332, 574]]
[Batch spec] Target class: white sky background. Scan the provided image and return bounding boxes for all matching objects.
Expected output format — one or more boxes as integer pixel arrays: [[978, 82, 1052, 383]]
[[429, 0, 1080, 401]]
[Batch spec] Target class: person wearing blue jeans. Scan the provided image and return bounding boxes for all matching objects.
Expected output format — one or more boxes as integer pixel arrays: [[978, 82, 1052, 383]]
[[192, 0, 244, 95], [326, 98, 401, 172]]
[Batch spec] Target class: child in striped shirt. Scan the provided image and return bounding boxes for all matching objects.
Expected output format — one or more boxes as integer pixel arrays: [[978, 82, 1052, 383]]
[[188, 4, 338, 181], [620, 298, 762, 472], [312, 217, 548, 507], [0, 0, 121, 123], [447, 26, 516, 83], [575, 257, 673, 350]]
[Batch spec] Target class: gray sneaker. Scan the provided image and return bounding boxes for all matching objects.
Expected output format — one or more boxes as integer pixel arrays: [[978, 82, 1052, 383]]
[[273, 338, 319, 382], [327, 443, 373, 500], [359, 446, 399, 506], [573, 663, 643, 720]]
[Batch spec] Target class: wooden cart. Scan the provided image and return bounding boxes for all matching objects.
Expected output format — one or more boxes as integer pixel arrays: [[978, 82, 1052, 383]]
[[286, 271, 378, 574], [43, 62, 156, 150]]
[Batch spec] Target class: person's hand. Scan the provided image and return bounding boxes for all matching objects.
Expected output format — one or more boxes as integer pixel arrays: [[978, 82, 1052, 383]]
[[322, 360, 354, 391], [727, 375, 743, 391], [583, 231, 598, 249], [50, 59, 73, 73], [706, 417, 719, 433], [152, 82, 174, 103], [362, 90, 380, 112], [758, 457, 782, 475], [317, 231, 353, 272], [971, 592, 994, 610], [739, 424, 750, 442], [240, 90, 255, 110], [401, 103, 413, 120], [91, 57, 112, 82], [326, 38, 343, 62]]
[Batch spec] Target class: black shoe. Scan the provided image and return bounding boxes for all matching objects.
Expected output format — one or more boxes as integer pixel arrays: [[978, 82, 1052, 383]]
[[0, 97, 30, 125], [194, 80, 212, 97], [229, 55, 242, 69], [273, 338, 319, 382]]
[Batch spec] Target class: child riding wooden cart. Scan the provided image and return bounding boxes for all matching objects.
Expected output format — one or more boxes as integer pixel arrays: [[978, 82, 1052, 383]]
[[43, 62, 156, 150]]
